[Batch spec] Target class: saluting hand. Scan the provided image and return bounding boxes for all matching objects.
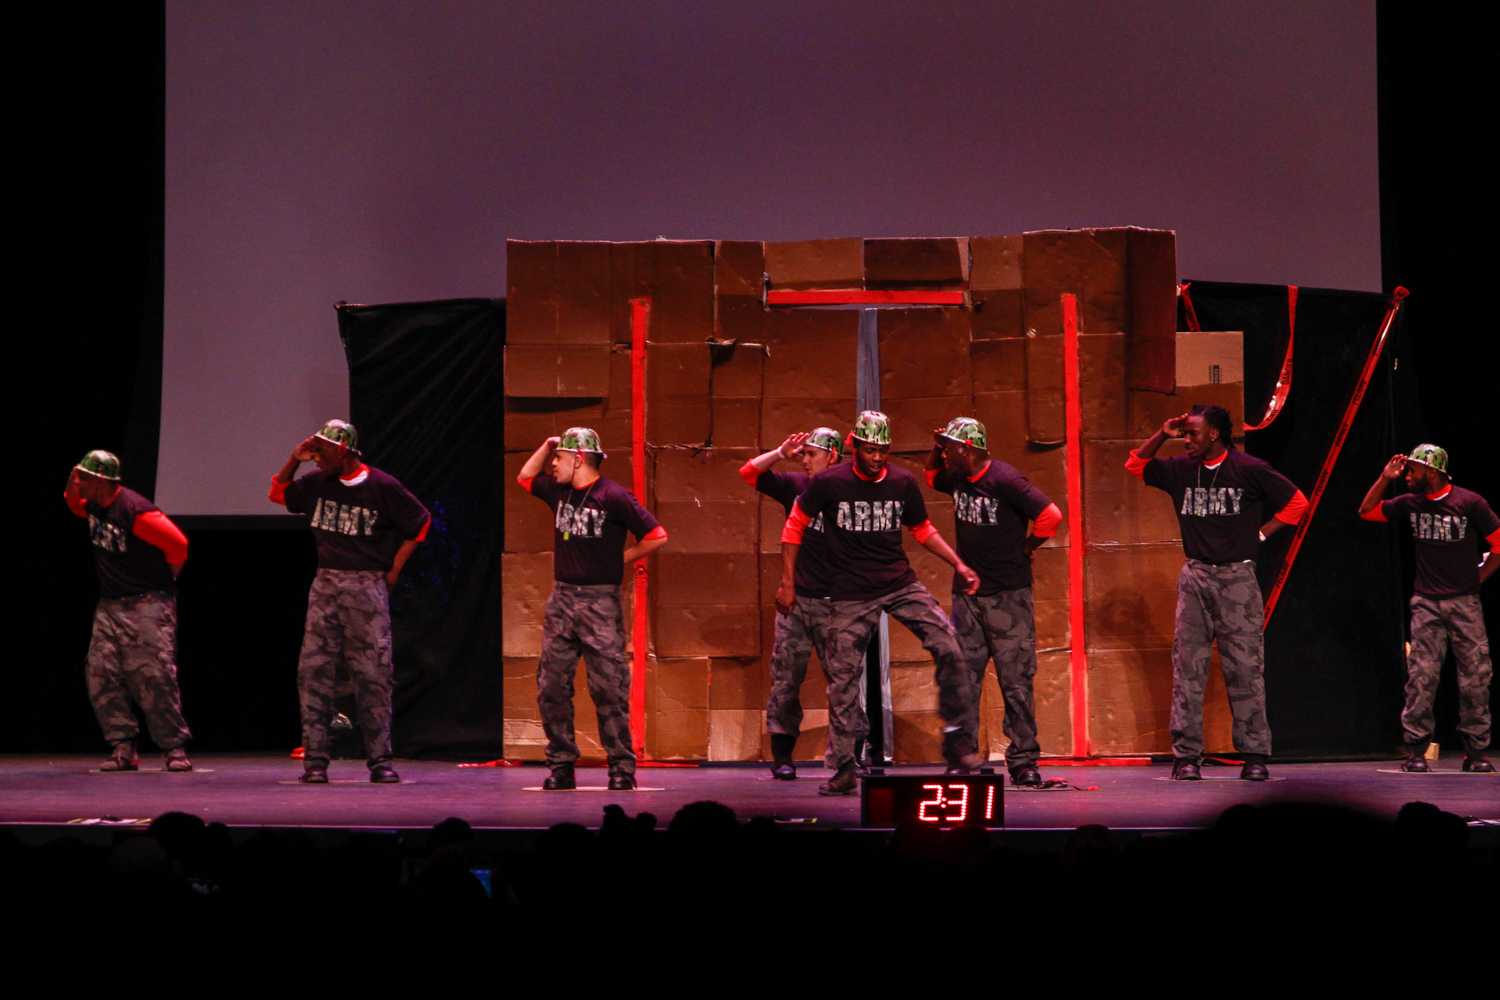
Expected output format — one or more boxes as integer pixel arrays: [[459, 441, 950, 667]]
[[1162, 413, 1189, 438], [1382, 454, 1408, 480], [778, 432, 810, 459], [292, 436, 319, 462]]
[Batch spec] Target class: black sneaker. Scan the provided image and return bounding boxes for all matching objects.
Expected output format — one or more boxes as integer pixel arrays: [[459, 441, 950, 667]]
[[299, 766, 328, 784], [817, 764, 858, 796], [1400, 756, 1430, 773], [1171, 759, 1202, 781], [1462, 756, 1495, 773], [771, 761, 797, 780], [370, 764, 401, 783], [543, 768, 576, 790], [1010, 765, 1043, 787], [99, 743, 138, 772], [1240, 760, 1270, 782], [608, 773, 636, 791]]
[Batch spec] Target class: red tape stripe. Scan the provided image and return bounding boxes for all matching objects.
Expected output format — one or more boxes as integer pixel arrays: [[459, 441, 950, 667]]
[[1244, 285, 1297, 432], [1061, 293, 1090, 758], [766, 289, 965, 306], [1262, 288, 1407, 626], [630, 298, 651, 756]]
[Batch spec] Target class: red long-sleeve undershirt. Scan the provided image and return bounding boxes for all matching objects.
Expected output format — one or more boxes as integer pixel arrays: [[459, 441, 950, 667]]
[[65, 489, 188, 568], [780, 500, 934, 545], [1032, 503, 1064, 538], [1124, 451, 1307, 524]]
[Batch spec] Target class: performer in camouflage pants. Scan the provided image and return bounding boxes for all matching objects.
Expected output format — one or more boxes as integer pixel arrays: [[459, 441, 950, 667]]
[[65, 450, 194, 772], [271, 420, 431, 783], [1360, 445, 1498, 772], [296, 570, 396, 769], [518, 428, 668, 791], [952, 589, 1041, 772], [1170, 560, 1272, 761]]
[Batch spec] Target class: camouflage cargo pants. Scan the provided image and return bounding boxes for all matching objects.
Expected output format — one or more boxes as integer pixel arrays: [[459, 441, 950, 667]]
[[537, 583, 636, 777], [823, 582, 976, 770], [1171, 560, 1272, 759], [1403, 593, 1492, 753], [298, 569, 393, 768], [953, 587, 1040, 769], [764, 597, 868, 763], [86, 592, 192, 750]]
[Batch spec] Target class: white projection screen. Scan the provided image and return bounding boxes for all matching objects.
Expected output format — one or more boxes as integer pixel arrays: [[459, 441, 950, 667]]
[[161, 0, 1379, 513]]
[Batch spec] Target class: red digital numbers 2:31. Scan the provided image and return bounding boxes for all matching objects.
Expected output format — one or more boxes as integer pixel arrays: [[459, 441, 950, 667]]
[[916, 782, 998, 824]]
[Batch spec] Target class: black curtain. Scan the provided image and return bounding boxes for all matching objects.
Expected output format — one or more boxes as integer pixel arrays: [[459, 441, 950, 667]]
[[336, 299, 505, 759], [1181, 282, 1408, 756]]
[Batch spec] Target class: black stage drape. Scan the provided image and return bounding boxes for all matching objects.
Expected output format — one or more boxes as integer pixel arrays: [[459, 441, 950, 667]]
[[1181, 282, 1407, 757], [336, 299, 505, 759]]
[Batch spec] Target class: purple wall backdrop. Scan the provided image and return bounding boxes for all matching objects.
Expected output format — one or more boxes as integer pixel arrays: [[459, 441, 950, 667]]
[[162, 0, 1378, 513]]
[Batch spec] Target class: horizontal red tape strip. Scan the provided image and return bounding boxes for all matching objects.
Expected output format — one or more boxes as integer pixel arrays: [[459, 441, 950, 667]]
[[767, 289, 965, 306]]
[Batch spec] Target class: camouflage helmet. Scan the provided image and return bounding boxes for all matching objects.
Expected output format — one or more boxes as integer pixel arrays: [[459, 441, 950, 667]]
[[1406, 443, 1448, 475], [559, 426, 607, 459], [851, 410, 892, 446], [75, 449, 121, 481], [804, 426, 843, 458], [315, 419, 359, 452], [938, 416, 988, 451]]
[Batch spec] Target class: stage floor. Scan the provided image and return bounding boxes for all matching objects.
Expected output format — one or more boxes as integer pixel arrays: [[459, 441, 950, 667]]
[[0, 755, 1494, 833]]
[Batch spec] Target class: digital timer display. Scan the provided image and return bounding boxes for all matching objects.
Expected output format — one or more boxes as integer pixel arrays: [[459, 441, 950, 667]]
[[860, 774, 1005, 827]]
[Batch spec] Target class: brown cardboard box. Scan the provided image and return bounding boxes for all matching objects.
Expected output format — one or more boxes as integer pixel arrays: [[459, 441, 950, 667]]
[[710, 656, 765, 710], [653, 604, 760, 658], [980, 674, 1004, 759], [608, 241, 654, 343], [1126, 229, 1178, 392], [650, 499, 756, 553], [970, 235, 1023, 291], [708, 708, 765, 761], [972, 289, 1025, 339], [1084, 544, 1184, 650], [505, 241, 558, 344], [864, 237, 968, 287], [651, 241, 716, 344], [1025, 335, 1065, 444], [653, 447, 759, 502], [647, 656, 710, 758], [973, 390, 1027, 449], [972, 338, 1026, 394], [1032, 546, 1071, 651], [1127, 383, 1244, 439], [891, 661, 940, 712], [649, 397, 760, 449], [761, 309, 859, 395], [892, 710, 946, 763], [878, 308, 972, 400], [1085, 647, 1172, 755], [1079, 332, 1129, 440], [1083, 439, 1183, 546], [791, 709, 830, 763], [504, 452, 557, 552], [715, 240, 765, 297], [648, 342, 765, 399], [884, 397, 975, 454], [655, 553, 760, 607], [760, 397, 858, 450], [717, 294, 764, 344], [1022, 229, 1128, 337], [504, 397, 616, 452], [1036, 649, 1073, 755], [765, 238, 863, 289], [501, 656, 547, 760], [505, 344, 613, 398], [501, 552, 554, 657], [1176, 331, 1244, 387], [760, 495, 794, 555], [556, 241, 612, 343]]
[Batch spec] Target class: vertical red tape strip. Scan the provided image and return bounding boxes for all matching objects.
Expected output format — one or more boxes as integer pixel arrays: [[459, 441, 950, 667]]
[[1262, 288, 1407, 626], [1243, 285, 1297, 432], [1061, 293, 1090, 758], [1177, 282, 1202, 333], [629, 298, 650, 757]]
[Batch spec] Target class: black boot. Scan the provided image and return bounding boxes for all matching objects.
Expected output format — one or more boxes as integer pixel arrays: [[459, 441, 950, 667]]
[[770, 733, 797, 780], [818, 763, 858, 796], [543, 766, 576, 790]]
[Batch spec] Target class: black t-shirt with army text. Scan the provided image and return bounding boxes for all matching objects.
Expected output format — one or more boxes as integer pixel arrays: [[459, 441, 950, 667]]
[[1381, 485, 1500, 597], [1143, 450, 1298, 564], [86, 486, 175, 598], [529, 474, 660, 586], [932, 459, 1052, 594], [284, 467, 430, 571], [794, 463, 928, 601], [756, 468, 836, 598]]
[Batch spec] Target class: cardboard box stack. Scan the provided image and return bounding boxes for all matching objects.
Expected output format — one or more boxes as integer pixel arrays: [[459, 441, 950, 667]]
[[503, 229, 1246, 762]]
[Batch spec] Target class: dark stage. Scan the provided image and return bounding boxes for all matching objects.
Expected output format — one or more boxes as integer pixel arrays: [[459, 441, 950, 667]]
[[2, 756, 1494, 838]]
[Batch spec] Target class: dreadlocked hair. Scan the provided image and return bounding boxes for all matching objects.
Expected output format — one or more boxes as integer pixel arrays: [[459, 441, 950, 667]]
[[1190, 403, 1236, 450]]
